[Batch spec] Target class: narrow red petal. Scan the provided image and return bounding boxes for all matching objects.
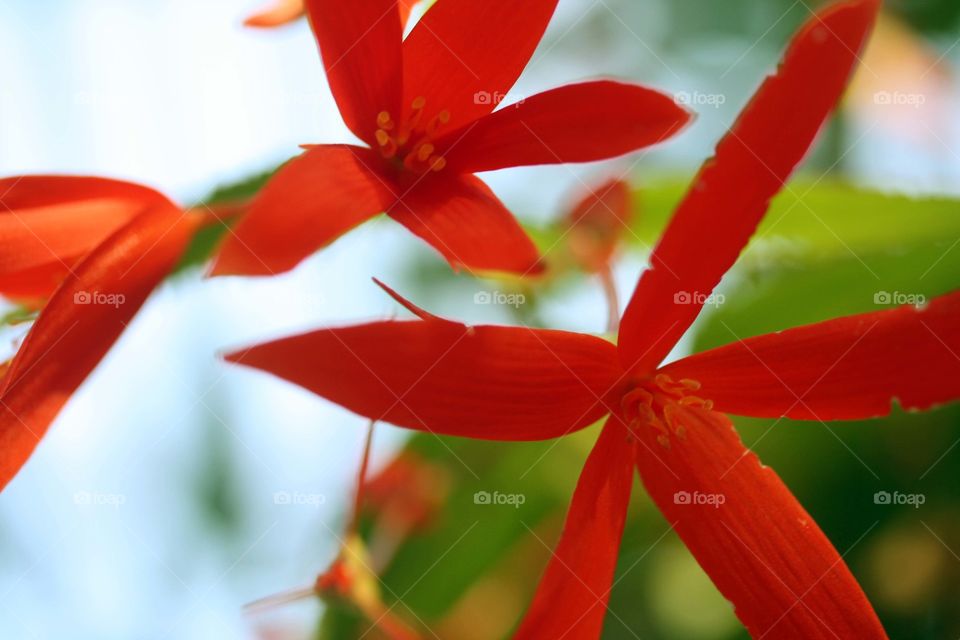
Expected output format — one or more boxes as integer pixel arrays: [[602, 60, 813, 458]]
[[388, 175, 543, 276], [210, 145, 394, 276], [304, 0, 403, 146], [0, 175, 170, 211], [371, 278, 443, 322], [225, 320, 623, 441], [660, 291, 960, 420], [401, 0, 558, 135], [0, 263, 70, 302], [634, 405, 887, 639], [437, 81, 690, 174], [246, 0, 418, 29], [244, 0, 304, 27], [398, 0, 416, 26], [0, 205, 198, 491], [619, 0, 880, 374], [514, 415, 633, 640], [0, 176, 173, 298]]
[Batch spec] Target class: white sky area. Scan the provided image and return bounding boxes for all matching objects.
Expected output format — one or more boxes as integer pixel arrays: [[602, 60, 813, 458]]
[[0, 1, 957, 638]]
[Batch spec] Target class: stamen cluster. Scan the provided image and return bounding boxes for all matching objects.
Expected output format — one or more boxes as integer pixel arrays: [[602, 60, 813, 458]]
[[622, 373, 714, 448], [374, 96, 450, 173]]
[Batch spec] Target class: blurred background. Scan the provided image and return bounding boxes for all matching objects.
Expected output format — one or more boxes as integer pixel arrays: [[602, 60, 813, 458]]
[[1, 0, 959, 638]]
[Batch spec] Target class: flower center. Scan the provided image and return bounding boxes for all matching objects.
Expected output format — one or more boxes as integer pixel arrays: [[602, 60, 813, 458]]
[[620, 373, 713, 449], [374, 96, 450, 173]]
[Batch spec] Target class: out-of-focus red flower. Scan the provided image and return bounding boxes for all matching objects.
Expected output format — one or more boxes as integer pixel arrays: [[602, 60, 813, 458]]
[[247, 424, 424, 639], [245, 0, 420, 29], [565, 178, 632, 275], [563, 178, 632, 333], [0, 176, 199, 491], [225, 3, 934, 637], [363, 450, 449, 534], [213, 0, 690, 278]]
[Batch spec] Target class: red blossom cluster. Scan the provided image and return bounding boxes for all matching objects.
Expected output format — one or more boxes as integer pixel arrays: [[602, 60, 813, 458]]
[[2, 0, 958, 638]]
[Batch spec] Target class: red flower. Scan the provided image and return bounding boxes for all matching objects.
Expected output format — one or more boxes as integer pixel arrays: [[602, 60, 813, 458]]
[[0, 176, 199, 491], [224, 1, 953, 637], [245, 0, 419, 29], [214, 0, 690, 277], [563, 177, 632, 332], [564, 178, 632, 276]]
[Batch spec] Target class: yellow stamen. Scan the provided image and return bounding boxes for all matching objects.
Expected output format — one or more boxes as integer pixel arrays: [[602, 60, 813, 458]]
[[375, 129, 397, 159], [425, 110, 451, 136], [417, 143, 435, 162], [377, 111, 394, 130]]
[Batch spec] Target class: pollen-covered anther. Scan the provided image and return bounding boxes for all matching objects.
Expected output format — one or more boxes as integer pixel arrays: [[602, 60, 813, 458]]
[[375, 129, 397, 159], [376, 111, 395, 131], [679, 395, 713, 411], [623, 374, 712, 447], [374, 97, 451, 172], [425, 109, 451, 137], [662, 403, 688, 439], [621, 388, 653, 414]]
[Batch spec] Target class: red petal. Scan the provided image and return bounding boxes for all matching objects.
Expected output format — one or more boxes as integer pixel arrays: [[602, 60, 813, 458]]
[[225, 320, 623, 440], [514, 415, 633, 640], [398, 0, 416, 25], [0, 176, 173, 298], [0, 205, 197, 491], [618, 0, 880, 374], [437, 81, 690, 174], [634, 405, 887, 639], [304, 0, 403, 146], [371, 278, 443, 322], [388, 175, 543, 276], [401, 0, 558, 135], [660, 292, 960, 420], [0, 263, 69, 302], [244, 0, 304, 27], [210, 145, 394, 276], [246, 0, 418, 29]]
